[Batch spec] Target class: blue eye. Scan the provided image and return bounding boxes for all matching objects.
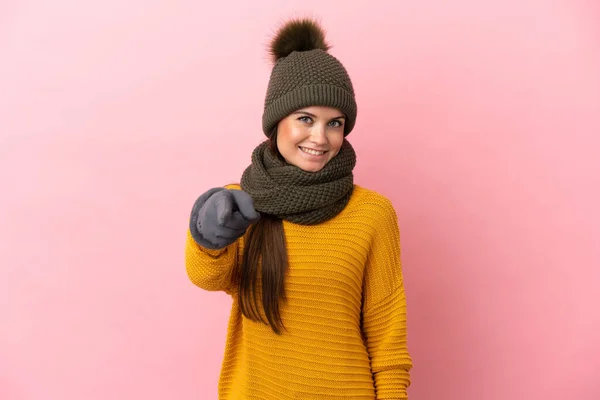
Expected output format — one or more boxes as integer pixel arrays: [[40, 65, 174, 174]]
[[298, 116, 312, 123], [329, 120, 343, 128]]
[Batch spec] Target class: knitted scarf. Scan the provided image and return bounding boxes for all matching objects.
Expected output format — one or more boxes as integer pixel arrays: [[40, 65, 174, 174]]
[[240, 140, 356, 225]]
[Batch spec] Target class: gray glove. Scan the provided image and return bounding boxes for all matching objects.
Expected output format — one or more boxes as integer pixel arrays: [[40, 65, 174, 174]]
[[189, 187, 260, 249]]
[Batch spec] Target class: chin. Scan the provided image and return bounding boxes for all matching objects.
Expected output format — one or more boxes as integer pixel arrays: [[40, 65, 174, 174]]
[[296, 160, 327, 172], [300, 165, 324, 172]]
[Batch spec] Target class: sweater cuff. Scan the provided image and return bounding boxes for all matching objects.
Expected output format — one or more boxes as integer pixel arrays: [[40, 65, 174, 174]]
[[373, 368, 411, 399]]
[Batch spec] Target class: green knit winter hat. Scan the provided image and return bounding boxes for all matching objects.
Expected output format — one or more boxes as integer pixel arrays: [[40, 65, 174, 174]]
[[262, 18, 357, 137]]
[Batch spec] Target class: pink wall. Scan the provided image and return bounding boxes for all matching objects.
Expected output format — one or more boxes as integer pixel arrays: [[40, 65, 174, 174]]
[[1, 1, 599, 399]]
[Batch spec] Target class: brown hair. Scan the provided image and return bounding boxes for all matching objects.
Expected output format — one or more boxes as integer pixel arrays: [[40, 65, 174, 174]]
[[235, 129, 289, 334]]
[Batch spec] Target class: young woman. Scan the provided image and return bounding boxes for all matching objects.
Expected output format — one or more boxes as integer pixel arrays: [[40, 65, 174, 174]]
[[185, 17, 413, 399]]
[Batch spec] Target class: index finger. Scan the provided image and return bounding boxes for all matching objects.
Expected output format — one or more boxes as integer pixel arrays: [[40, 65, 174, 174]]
[[216, 190, 234, 226], [229, 190, 260, 222]]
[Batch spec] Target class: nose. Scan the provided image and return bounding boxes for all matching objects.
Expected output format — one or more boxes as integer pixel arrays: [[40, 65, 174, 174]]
[[309, 125, 327, 145]]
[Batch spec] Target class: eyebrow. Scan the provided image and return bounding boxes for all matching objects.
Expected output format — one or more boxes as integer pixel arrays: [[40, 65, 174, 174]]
[[293, 111, 346, 120]]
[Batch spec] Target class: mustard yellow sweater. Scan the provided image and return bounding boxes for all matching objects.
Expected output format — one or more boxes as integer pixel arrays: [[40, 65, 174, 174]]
[[185, 184, 412, 399]]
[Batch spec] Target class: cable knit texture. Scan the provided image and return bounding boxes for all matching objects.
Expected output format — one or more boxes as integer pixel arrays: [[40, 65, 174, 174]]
[[185, 184, 412, 399]]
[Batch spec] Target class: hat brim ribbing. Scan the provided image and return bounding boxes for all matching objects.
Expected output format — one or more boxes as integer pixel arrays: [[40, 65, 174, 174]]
[[262, 84, 357, 137]]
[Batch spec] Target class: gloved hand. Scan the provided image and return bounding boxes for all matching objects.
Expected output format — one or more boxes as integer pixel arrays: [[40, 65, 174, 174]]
[[189, 187, 260, 249]]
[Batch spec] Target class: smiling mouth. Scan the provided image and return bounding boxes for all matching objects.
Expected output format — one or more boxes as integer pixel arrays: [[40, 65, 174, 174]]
[[299, 146, 327, 156]]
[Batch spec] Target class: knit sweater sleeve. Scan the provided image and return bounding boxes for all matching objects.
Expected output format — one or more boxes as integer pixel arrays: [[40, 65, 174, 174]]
[[184, 228, 239, 295], [184, 183, 243, 295], [361, 195, 413, 399]]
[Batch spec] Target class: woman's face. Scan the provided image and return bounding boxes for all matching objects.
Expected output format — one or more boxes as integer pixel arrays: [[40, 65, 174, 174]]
[[276, 106, 346, 173]]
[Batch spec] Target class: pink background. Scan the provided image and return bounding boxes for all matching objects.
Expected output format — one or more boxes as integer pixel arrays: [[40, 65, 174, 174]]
[[1, 1, 599, 399]]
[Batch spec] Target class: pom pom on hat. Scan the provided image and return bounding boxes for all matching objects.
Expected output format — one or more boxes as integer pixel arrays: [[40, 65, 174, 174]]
[[269, 18, 331, 63]]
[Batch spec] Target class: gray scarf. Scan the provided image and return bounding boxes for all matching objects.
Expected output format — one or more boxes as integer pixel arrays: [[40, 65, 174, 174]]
[[240, 140, 356, 225]]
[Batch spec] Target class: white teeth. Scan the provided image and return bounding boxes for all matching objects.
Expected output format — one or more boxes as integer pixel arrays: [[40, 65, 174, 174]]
[[300, 147, 326, 156]]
